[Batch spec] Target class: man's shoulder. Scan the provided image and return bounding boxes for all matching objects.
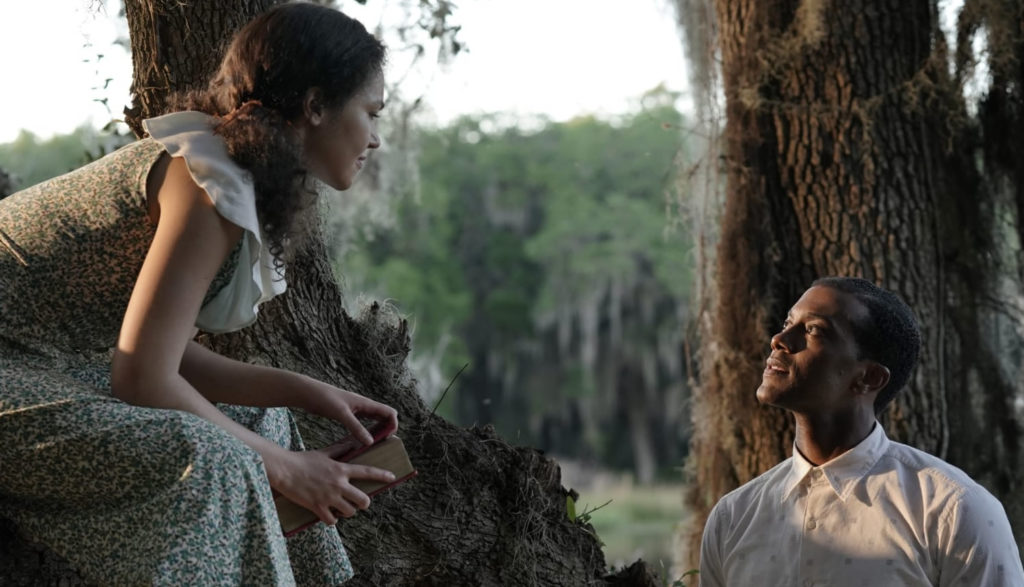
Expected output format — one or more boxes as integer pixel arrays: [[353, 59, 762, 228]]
[[884, 441, 972, 485], [711, 457, 795, 516], [881, 440, 997, 507], [884, 441, 1023, 582]]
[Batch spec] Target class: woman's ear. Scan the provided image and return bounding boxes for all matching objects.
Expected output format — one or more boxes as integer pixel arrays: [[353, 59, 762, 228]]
[[302, 87, 326, 126]]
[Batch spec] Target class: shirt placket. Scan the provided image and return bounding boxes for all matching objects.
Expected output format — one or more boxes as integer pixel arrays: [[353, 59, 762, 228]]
[[798, 468, 831, 587]]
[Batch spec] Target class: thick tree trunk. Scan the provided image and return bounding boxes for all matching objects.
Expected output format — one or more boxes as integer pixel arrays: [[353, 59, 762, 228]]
[[121, 0, 268, 135], [682, 0, 966, 568], [1, 1, 656, 584]]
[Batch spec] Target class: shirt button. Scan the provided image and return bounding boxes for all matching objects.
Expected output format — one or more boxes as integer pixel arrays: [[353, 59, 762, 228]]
[[806, 519, 817, 530]]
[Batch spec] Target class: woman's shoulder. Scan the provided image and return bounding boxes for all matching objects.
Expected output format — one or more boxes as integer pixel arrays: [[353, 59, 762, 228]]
[[143, 111, 257, 224], [142, 110, 286, 334]]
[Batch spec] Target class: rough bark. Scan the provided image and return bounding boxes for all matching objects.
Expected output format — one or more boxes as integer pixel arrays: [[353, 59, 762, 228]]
[[0, 0, 657, 584], [681, 0, 973, 568], [122, 0, 265, 135]]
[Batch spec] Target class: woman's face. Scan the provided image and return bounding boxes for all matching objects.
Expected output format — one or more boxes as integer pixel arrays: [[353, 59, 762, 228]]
[[301, 72, 385, 191]]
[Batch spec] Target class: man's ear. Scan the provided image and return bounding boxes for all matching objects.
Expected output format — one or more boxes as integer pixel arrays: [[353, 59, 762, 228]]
[[857, 362, 890, 396], [302, 87, 326, 125]]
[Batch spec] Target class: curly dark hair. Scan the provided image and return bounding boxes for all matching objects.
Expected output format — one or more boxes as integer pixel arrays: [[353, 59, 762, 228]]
[[167, 2, 386, 268], [812, 276, 922, 414]]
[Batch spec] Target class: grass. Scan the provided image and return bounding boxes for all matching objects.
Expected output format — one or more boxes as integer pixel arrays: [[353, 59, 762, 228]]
[[571, 480, 688, 577]]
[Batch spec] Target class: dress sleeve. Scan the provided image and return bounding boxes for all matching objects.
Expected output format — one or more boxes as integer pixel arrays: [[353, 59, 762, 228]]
[[937, 485, 1024, 586], [142, 111, 287, 333]]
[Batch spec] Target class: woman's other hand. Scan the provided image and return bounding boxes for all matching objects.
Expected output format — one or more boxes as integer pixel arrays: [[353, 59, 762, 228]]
[[264, 448, 396, 525], [303, 377, 399, 446]]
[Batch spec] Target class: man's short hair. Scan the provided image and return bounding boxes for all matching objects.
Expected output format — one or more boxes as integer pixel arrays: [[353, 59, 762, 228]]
[[811, 276, 922, 413]]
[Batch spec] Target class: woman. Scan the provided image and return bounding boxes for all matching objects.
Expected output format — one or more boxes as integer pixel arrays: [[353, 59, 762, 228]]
[[0, 3, 396, 584]]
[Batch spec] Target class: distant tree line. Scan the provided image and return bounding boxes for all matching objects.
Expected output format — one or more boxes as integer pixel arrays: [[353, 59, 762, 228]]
[[334, 88, 692, 483]]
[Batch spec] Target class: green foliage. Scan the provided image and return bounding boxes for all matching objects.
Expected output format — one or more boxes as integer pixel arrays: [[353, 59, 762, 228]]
[[672, 569, 699, 587], [335, 90, 695, 476], [573, 499, 611, 526], [577, 482, 685, 571], [0, 126, 131, 191]]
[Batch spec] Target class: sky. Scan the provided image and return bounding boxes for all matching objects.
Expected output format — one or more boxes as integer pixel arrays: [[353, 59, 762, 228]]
[[0, 0, 689, 143]]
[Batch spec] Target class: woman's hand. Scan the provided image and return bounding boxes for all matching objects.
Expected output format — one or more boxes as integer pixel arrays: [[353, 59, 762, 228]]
[[303, 377, 399, 446], [263, 447, 396, 525]]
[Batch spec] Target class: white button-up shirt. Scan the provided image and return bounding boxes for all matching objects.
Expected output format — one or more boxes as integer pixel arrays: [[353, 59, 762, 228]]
[[700, 423, 1024, 586]]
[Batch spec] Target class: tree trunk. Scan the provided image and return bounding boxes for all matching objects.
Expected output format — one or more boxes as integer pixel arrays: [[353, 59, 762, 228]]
[[679, 0, 1022, 568], [943, 0, 1024, 536], [0, 167, 13, 199], [620, 364, 657, 484], [121, 0, 268, 135], [0, 0, 656, 584]]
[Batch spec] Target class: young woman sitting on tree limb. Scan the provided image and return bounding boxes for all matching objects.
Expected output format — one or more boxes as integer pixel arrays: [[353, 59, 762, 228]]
[[0, 3, 398, 584]]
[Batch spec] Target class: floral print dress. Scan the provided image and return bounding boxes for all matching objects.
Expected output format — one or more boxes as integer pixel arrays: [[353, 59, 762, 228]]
[[0, 121, 353, 586]]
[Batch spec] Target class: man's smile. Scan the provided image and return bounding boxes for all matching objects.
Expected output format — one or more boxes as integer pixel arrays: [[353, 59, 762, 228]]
[[764, 356, 789, 375]]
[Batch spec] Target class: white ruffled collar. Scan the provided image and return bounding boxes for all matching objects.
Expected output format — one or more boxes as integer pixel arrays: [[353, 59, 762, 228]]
[[143, 111, 287, 333]]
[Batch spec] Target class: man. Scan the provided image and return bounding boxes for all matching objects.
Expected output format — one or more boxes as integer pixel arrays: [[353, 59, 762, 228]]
[[699, 277, 1024, 586]]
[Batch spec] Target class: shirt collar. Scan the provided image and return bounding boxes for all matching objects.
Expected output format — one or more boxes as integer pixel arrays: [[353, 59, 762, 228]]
[[780, 421, 888, 503]]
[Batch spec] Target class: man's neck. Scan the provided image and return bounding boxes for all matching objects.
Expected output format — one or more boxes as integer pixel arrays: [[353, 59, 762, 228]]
[[792, 410, 876, 466]]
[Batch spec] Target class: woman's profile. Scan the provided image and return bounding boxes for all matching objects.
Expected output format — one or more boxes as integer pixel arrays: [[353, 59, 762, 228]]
[[0, 3, 397, 584]]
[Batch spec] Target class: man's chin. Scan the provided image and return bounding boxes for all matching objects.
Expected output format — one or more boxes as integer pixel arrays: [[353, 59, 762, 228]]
[[755, 382, 783, 407]]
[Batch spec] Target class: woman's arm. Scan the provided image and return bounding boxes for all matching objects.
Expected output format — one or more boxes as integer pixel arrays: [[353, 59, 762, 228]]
[[112, 154, 393, 524], [180, 340, 397, 446], [112, 154, 247, 413]]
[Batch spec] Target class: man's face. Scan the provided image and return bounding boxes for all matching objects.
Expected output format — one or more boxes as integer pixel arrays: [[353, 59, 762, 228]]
[[756, 285, 871, 415]]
